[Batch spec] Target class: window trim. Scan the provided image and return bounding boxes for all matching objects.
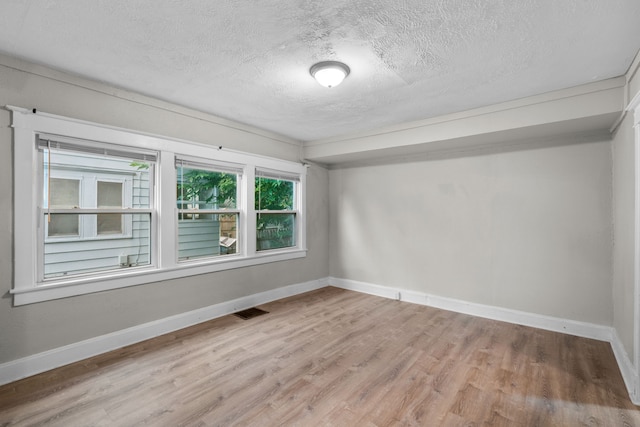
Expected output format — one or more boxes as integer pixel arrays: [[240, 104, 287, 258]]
[[10, 106, 307, 305]]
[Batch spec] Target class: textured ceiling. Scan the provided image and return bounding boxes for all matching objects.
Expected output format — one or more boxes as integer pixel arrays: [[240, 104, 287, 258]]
[[0, 0, 639, 142]]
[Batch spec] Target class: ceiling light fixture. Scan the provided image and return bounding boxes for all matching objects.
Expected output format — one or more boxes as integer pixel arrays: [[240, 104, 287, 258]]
[[310, 61, 350, 88]]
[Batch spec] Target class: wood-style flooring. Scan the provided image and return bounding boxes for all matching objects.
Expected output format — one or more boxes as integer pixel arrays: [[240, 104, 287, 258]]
[[1, 287, 639, 426]]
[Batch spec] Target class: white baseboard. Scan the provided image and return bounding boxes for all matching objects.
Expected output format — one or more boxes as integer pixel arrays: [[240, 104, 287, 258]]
[[3, 275, 638, 406], [0, 277, 329, 386], [610, 329, 640, 405], [330, 277, 611, 340], [330, 276, 640, 404]]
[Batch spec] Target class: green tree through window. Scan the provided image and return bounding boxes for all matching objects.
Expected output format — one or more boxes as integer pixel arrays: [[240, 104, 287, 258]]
[[255, 176, 295, 250], [178, 169, 237, 209]]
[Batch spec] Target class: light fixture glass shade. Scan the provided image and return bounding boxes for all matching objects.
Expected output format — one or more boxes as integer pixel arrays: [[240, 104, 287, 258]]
[[310, 61, 350, 88]]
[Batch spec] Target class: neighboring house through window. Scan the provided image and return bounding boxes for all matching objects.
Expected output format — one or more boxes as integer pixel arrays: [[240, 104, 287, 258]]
[[176, 157, 241, 261], [11, 107, 306, 305], [39, 137, 153, 279]]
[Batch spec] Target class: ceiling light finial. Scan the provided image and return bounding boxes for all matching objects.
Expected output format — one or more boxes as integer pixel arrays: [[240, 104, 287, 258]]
[[310, 61, 350, 88]]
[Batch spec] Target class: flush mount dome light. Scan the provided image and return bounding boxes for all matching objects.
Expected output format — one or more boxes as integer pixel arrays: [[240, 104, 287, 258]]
[[310, 61, 350, 88]]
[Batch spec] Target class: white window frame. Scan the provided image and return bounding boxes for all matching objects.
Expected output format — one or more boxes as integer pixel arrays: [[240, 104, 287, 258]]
[[255, 168, 302, 252], [10, 106, 307, 305], [175, 155, 244, 263]]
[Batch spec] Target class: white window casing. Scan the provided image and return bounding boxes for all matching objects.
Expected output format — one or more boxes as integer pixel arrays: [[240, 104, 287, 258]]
[[10, 106, 307, 305]]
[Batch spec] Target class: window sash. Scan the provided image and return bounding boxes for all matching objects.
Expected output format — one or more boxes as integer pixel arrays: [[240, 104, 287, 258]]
[[256, 212, 297, 252], [178, 212, 239, 261], [38, 137, 156, 278], [42, 211, 152, 279], [42, 211, 150, 240], [176, 158, 242, 261], [176, 161, 240, 210], [255, 175, 297, 212]]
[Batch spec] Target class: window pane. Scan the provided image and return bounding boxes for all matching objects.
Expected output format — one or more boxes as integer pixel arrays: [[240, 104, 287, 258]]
[[43, 213, 151, 279], [48, 178, 79, 237], [256, 213, 295, 251], [255, 177, 294, 210], [219, 213, 238, 255], [177, 167, 237, 210], [97, 181, 123, 235], [178, 213, 238, 260], [176, 165, 238, 261]]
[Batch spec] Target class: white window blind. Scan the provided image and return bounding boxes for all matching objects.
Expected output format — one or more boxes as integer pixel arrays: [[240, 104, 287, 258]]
[[255, 167, 300, 182], [37, 134, 158, 162], [175, 156, 244, 175]]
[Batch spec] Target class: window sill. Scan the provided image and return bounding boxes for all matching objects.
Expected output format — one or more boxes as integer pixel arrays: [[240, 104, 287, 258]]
[[11, 248, 307, 306]]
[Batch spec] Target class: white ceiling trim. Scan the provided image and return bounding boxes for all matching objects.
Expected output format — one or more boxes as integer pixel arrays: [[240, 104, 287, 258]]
[[304, 78, 626, 166]]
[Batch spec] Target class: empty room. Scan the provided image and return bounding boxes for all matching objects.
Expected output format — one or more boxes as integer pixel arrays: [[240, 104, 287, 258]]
[[2, 1, 640, 425]]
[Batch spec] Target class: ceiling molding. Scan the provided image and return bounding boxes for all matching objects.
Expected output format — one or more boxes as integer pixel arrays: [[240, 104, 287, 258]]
[[626, 48, 640, 89], [610, 49, 640, 133], [303, 79, 625, 166], [324, 129, 612, 170]]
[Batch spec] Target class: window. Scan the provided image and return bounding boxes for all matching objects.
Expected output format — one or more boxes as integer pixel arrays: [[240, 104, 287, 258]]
[[11, 107, 306, 305], [176, 158, 242, 261], [255, 169, 299, 251], [39, 136, 154, 279]]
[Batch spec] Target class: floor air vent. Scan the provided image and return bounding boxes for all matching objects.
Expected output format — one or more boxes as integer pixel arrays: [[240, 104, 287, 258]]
[[233, 307, 269, 320]]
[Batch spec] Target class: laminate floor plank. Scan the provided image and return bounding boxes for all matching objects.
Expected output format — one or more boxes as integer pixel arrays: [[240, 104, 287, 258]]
[[1, 287, 639, 426]]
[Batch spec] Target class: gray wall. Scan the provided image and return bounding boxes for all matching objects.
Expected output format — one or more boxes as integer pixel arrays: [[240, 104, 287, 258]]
[[1, 52, 635, 370], [0, 59, 329, 364], [612, 111, 637, 361], [330, 140, 613, 325]]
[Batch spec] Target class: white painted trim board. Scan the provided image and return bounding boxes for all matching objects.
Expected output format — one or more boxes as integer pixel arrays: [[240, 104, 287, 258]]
[[330, 277, 640, 405], [0, 278, 329, 386], [2, 276, 638, 405]]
